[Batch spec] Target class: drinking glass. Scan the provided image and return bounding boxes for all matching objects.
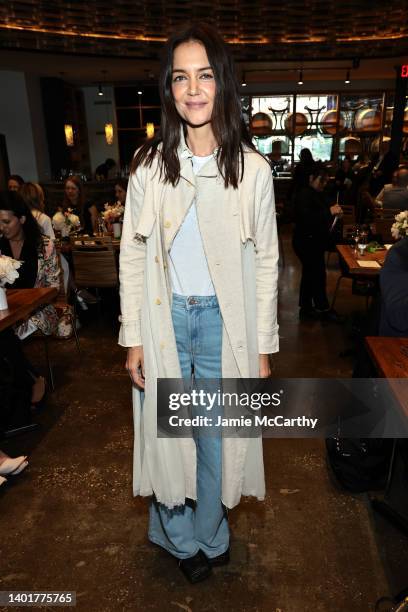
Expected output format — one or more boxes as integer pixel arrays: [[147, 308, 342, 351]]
[[351, 226, 360, 254]]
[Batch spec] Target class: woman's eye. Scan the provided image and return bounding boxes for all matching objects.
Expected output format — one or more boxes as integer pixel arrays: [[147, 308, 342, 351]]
[[173, 75, 185, 82], [200, 73, 214, 80]]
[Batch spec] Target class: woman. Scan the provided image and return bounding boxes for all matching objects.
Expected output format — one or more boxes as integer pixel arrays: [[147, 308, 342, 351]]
[[114, 179, 128, 205], [20, 182, 55, 240], [0, 191, 59, 337], [0, 191, 59, 407], [119, 24, 279, 583], [7, 175, 24, 192], [56, 176, 98, 236], [292, 165, 343, 321]]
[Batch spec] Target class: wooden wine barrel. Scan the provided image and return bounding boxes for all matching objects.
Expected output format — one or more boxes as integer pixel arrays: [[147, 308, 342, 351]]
[[370, 135, 391, 154], [320, 110, 345, 135], [341, 136, 361, 155], [284, 112, 308, 136], [384, 106, 408, 133], [354, 107, 382, 132], [251, 112, 273, 135]]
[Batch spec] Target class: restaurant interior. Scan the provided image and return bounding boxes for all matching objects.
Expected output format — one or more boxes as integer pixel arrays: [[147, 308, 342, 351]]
[[0, 1, 408, 610]]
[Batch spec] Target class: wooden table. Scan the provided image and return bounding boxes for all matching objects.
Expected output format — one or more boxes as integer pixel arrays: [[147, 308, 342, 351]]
[[336, 244, 388, 276], [365, 336, 408, 535], [365, 336, 408, 417], [0, 287, 58, 332]]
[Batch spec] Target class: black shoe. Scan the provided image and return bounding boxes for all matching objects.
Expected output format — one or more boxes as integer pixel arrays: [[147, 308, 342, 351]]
[[299, 307, 319, 320], [206, 548, 230, 567], [178, 550, 212, 583], [317, 308, 345, 324]]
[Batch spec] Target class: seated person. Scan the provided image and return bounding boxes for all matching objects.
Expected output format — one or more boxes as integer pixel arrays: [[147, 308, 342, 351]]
[[375, 169, 399, 207], [0, 190, 59, 339], [53, 176, 97, 237], [95, 158, 116, 181], [382, 168, 408, 211], [7, 174, 24, 192], [20, 182, 55, 240], [379, 233, 408, 336], [114, 178, 128, 205]]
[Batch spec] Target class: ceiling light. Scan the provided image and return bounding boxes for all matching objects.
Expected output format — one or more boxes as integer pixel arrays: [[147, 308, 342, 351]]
[[241, 73, 247, 87], [297, 70, 303, 85], [138, 90, 143, 95], [345, 70, 351, 84], [98, 83, 103, 96]]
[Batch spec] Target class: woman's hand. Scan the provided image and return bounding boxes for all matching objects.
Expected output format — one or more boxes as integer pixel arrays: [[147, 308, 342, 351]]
[[259, 354, 272, 378], [126, 346, 145, 389], [330, 204, 343, 216]]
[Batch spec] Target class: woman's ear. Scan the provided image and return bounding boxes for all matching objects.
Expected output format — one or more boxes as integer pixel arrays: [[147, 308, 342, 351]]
[[20, 215, 26, 225]]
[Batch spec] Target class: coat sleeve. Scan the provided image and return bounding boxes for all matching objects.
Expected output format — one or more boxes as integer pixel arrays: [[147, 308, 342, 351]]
[[254, 163, 279, 354], [118, 163, 148, 347]]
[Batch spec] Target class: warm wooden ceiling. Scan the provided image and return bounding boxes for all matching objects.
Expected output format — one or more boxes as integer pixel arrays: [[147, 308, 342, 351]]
[[1, 0, 408, 62]]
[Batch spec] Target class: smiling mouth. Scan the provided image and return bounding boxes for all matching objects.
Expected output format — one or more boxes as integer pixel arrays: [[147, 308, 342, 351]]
[[185, 102, 206, 108]]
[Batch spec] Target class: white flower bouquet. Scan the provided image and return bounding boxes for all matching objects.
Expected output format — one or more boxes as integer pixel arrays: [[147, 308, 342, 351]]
[[102, 202, 125, 224], [0, 254, 22, 287], [52, 208, 81, 237], [391, 210, 408, 240]]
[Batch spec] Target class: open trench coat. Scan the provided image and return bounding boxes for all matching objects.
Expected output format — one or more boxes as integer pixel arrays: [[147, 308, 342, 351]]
[[118, 134, 279, 510]]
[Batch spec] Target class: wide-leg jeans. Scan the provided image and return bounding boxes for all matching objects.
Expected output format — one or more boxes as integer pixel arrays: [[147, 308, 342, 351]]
[[148, 294, 230, 560]]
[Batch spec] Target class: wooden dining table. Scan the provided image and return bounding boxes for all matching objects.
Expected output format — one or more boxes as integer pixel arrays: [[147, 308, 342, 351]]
[[336, 244, 389, 276], [0, 287, 58, 333], [365, 336, 408, 535], [365, 336, 408, 417]]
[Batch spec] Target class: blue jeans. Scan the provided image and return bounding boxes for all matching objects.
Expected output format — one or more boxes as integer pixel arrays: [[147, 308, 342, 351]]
[[148, 294, 230, 560]]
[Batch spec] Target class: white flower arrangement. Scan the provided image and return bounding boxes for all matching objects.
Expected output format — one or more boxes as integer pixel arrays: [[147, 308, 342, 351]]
[[0, 254, 22, 287], [52, 208, 81, 237], [102, 202, 125, 224], [391, 210, 408, 240]]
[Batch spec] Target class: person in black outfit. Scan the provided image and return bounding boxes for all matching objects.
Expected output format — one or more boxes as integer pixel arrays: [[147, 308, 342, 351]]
[[95, 158, 116, 181], [379, 236, 408, 337], [292, 164, 343, 321]]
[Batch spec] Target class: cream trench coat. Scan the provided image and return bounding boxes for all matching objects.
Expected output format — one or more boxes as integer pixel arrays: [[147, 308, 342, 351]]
[[118, 133, 279, 510]]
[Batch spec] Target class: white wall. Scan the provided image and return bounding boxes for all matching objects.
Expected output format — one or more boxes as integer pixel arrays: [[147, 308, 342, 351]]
[[82, 85, 119, 175], [0, 71, 41, 181], [25, 74, 51, 181]]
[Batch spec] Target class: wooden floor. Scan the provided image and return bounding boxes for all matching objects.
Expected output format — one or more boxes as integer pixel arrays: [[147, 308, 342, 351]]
[[1, 227, 407, 612]]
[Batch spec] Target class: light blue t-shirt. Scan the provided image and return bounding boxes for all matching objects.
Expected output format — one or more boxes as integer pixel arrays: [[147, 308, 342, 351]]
[[169, 154, 215, 296]]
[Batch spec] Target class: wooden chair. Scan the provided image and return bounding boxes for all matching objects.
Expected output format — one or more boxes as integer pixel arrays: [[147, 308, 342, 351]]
[[70, 235, 113, 250], [372, 208, 400, 243], [26, 255, 81, 392], [72, 244, 118, 313], [341, 204, 356, 226]]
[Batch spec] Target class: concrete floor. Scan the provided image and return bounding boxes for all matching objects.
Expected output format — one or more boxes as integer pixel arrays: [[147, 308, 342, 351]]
[[1, 229, 408, 612]]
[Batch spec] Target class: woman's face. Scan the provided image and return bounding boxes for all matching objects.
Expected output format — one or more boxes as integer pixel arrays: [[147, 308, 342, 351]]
[[65, 180, 79, 204], [115, 184, 127, 204], [0, 210, 25, 240], [171, 41, 216, 128], [8, 179, 21, 192]]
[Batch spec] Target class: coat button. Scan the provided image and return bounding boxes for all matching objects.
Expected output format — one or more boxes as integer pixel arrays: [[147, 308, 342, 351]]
[[164, 221, 171, 228], [156, 298, 161, 305], [160, 342, 165, 349], [154, 255, 159, 263]]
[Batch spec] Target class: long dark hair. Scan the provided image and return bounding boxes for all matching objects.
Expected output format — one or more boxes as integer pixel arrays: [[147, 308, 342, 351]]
[[131, 23, 255, 189], [0, 190, 43, 250], [62, 175, 85, 212]]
